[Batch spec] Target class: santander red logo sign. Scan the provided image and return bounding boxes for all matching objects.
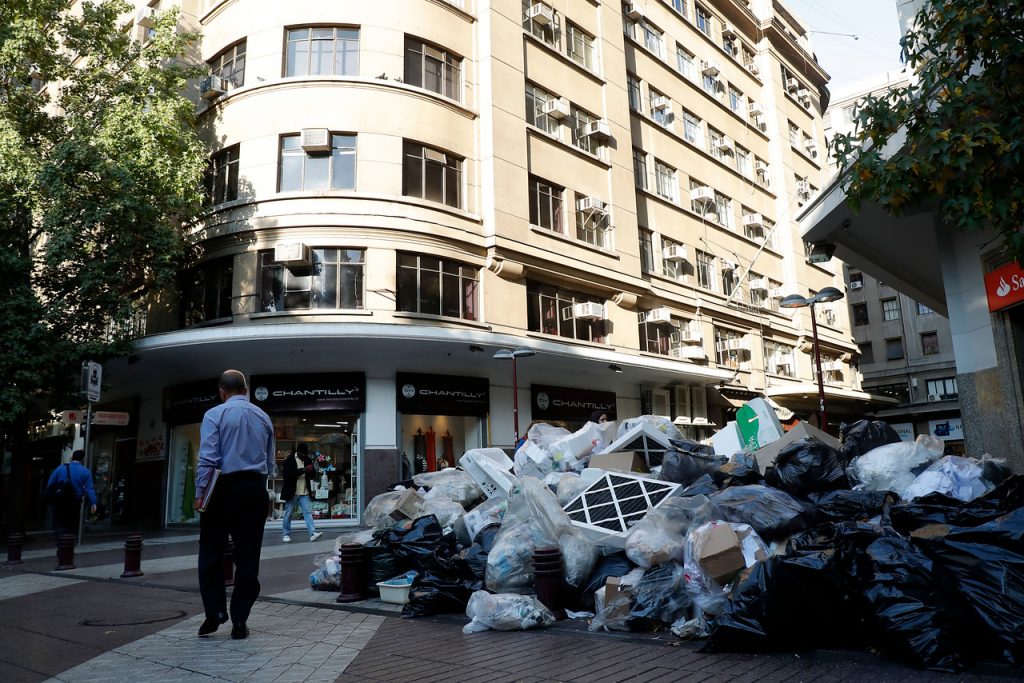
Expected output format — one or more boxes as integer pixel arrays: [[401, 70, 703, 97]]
[[985, 261, 1024, 312]]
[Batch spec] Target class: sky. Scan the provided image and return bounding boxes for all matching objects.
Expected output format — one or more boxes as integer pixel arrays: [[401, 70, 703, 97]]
[[782, 0, 907, 97]]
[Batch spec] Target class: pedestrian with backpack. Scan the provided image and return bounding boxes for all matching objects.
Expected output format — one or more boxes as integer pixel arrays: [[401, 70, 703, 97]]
[[45, 450, 97, 539]]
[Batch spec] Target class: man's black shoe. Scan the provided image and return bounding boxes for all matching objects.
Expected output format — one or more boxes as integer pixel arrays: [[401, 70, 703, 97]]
[[231, 623, 249, 639], [198, 612, 228, 637]]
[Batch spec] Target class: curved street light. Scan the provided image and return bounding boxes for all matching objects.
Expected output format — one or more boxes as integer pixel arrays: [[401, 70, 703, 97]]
[[493, 347, 535, 445], [780, 287, 846, 430]]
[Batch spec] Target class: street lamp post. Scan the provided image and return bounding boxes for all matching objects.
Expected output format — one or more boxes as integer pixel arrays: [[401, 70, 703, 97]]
[[493, 348, 535, 445], [780, 287, 845, 431]]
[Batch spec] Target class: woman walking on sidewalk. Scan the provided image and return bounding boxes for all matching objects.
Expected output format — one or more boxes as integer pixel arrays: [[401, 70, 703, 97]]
[[280, 442, 323, 543]]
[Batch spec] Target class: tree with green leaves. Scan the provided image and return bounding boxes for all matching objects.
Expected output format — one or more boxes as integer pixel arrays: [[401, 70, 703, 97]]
[[831, 0, 1024, 261], [0, 0, 206, 529]]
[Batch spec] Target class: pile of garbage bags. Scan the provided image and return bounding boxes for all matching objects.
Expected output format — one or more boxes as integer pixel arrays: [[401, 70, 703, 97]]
[[333, 417, 1020, 672]]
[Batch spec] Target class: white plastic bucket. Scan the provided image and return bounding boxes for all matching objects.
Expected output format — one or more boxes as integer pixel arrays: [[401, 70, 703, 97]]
[[377, 580, 414, 604]]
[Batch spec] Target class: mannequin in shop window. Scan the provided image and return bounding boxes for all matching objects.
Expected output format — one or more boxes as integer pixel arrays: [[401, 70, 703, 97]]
[[413, 429, 427, 474], [438, 430, 454, 469]]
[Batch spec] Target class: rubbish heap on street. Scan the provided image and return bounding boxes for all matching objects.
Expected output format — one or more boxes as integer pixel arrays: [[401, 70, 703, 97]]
[[309, 402, 1023, 673]]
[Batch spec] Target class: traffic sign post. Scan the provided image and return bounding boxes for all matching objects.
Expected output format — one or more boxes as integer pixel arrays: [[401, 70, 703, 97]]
[[78, 361, 102, 547]]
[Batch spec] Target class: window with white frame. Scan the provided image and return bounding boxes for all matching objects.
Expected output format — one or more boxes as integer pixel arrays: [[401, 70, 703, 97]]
[[702, 71, 719, 98], [882, 297, 899, 321], [529, 175, 564, 233], [822, 353, 843, 384], [721, 266, 738, 298], [926, 377, 957, 399], [527, 281, 607, 342], [525, 83, 560, 136], [402, 140, 462, 207], [575, 192, 611, 248], [722, 32, 738, 57], [695, 4, 713, 37], [676, 46, 695, 80], [639, 228, 655, 274], [661, 237, 686, 281], [627, 75, 642, 111], [763, 219, 778, 250], [639, 313, 675, 355], [649, 87, 672, 127], [788, 121, 800, 147], [285, 27, 359, 77], [714, 191, 732, 227], [566, 22, 596, 70], [708, 127, 729, 161], [668, 0, 687, 18], [570, 105, 601, 155], [397, 252, 479, 321], [682, 110, 703, 146], [259, 248, 364, 311], [728, 86, 743, 113], [736, 145, 751, 176], [755, 156, 769, 187], [917, 302, 934, 315], [633, 148, 648, 190], [764, 340, 795, 377], [715, 327, 748, 369], [405, 37, 462, 101], [523, 0, 559, 47], [742, 47, 756, 71], [279, 133, 356, 192], [802, 133, 817, 158], [696, 249, 715, 289], [654, 159, 677, 201], [690, 178, 714, 218], [747, 272, 767, 307], [205, 144, 240, 205], [209, 40, 246, 87], [639, 20, 665, 58]]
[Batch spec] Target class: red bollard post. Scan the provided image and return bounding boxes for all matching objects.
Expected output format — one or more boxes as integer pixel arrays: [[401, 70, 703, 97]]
[[336, 543, 367, 603], [55, 533, 76, 571], [222, 539, 235, 586], [6, 532, 25, 566], [533, 546, 566, 620], [121, 535, 144, 578]]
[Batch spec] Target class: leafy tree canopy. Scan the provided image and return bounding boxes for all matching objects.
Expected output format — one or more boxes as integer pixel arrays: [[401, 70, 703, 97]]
[[0, 0, 206, 427], [831, 0, 1024, 262]]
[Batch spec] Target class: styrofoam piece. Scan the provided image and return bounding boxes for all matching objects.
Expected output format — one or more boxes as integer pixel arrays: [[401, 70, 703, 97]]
[[597, 422, 675, 469], [460, 448, 516, 499], [712, 421, 743, 457], [562, 471, 681, 548], [580, 468, 606, 486]]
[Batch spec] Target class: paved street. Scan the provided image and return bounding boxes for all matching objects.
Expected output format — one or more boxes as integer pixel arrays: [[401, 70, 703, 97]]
[[0, 530, 1019, 683]]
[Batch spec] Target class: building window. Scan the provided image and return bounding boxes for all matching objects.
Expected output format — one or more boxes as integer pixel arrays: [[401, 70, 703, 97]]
[[258, 248, 364, 311], [885, 337, 904, 360], [525, 83, 559, 135], [721, 266, 738, 298], [676, 47, 695, 80], [695, 4, 712, 37], [755, 156, 769, 187], [639, 316, 674, 355], [529, 175, 564, 232], [570, 105, 600, 155], [649, 87, 672, 127], [722, 33, 738, 57], [397, 252, 478, 320], [279, 133, 356, 192], [881, 297, 899, 321], [668, 0, 687, 18], [715, 327, 747, 370], [917, 302, 934, 315], [627, 75, 642, 111], [523, 0, 559, 47], [764, 340, 795, 377], [527, 281, 606, 343], [404, 37, 462, 101], [639, 229, 654, 274], [852, 303, 869, 326], [575, 193, 612, 249], [205, 144, 240, 205], [858, 342, 874, 365], [713, 191, 732, 228], [285, 27, 359, 77], [633, 148, 648, 189], [181, 257, 233, 326], [748, 273, 767, 307], [926, 377, 957, 399], [566, 22, 596, 70], [703, 72, 719, 98], [788, 121, 800, 147], [850, 271, 864, 288], [921, 331, 940, 355], [636, 19, 664, 57], [209, 40, 246, 87], [870, 382, 911, 404], [822, 354, 843, 384], [742, 47, 756, 72], [690, 178, 714, 219], [402, 141, 462, 207], [661, 237, 686, 281], [696, 249, 715, 290], [736, 146, 751, 177], [728, 86, 743, 113], [682, 110, 703, 146], [654, 159, 677, 201]]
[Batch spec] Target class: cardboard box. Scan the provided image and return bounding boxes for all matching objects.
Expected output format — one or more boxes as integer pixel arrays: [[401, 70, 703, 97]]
[[603, 576, 633, 622], [698, 524, 745, 585], [589, 451, 650, 474], [389, 488, 424, 521], [752, 420, 842, 473]]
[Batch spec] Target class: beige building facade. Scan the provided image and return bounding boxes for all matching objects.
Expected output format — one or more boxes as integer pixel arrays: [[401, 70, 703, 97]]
[[98, 0, 877, 528]]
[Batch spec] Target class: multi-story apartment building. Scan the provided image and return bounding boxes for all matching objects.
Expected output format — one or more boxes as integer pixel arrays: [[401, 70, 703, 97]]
[[72, 0, 885, 530]]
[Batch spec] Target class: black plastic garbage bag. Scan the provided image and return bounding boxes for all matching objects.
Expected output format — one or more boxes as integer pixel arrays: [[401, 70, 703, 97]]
[[858, 537, 976, 672], [626, 564, 689, 631], [678, 474, 719, 497], [916, 507, 1024, 665], [887, 474, 1024, 534], [839, 420, 901, 462], [715, 461, 764, 489], [461, 524, 501, 581], [765, 438, 849, 496], [364, 543, 400, 595], [661, 449, 727, 486], [809, 489, 897, 523], [668, 438, 716, 455], [710, 485, 813, 541], [380, 514, 445, 566], [401, 569, 482, 618], [573, 552, 636, 611]]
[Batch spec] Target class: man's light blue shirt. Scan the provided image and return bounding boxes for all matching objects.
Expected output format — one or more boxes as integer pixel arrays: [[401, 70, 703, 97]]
[[195, 394, 275, 499]]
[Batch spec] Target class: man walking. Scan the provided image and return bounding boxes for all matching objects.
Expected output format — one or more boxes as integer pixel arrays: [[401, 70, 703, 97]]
[[46, 450, 97, 539], [194, 370, 275, 639], [280, 442, 323, 543]]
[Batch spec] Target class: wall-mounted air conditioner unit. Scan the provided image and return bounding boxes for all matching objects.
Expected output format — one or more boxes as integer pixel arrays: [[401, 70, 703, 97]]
[[850, 280, 863, 290], [748, 277, 769, 291], [745, 61, 760, 76], [796, 179, 811, 198], [742, 213, 764, 230], [136, 7, 157, 28], [651, 95, 671, 112], [624, 2, 643, 20], [768, 287, 786, 300], [772, 362, 792, 375], [640, 307, 673, 324], [716, 338, 750, 353], [676, 323, 702, 343], [572, 302, 605, 320], [927, 393, 943, 402], [722, 24, 737, 40], [662, 244, 688, 261], [300, 128, 331, 152], [577, 196, 607, 214], [797, 88, 811, 104], [542, 97, 570, 119], [672, 345, 706, 360], [713, 137, 735, 154], [754, 160, 768, 173], [786, 77, 799, 93], [528, 3, 555, 25], [690, 185, 715, 205], [274, 242, 312, 267], [581, 119, 612, 139], [702, 60, 721, 77], [748, 101, 764, 118], [200, 75, 228, 100]]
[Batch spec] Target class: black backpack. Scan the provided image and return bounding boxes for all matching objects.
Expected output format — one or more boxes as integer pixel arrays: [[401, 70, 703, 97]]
[[46, 463, 78, 506]]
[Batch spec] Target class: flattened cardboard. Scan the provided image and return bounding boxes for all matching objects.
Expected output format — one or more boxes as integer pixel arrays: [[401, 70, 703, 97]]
[[589, 451, 650, 474], [752, 420, 842, 473], [698, 524, 745, 585]]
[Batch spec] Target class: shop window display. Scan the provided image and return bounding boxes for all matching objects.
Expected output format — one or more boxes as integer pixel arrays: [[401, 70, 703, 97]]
[[268, 416, 358, 523]]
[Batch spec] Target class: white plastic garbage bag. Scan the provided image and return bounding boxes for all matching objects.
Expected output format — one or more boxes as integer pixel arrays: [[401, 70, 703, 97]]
[[615, 415, 683, 442], [624, 495, 714, 569], [363, 489, 404, 529], [462, 591, 556, 633], [847, 436, 945, 493], [417, 496, 466, 528], [558, 527, 599, 588], [902, 455, 994, 502], [412, 468, 483, 507], [556, 472, 588, 506], [549, 422, 605, 471], [514, 440, 556, 480]]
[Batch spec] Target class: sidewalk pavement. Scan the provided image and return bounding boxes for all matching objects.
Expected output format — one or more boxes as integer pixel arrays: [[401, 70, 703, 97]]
[[1, 530, 1019, 683]]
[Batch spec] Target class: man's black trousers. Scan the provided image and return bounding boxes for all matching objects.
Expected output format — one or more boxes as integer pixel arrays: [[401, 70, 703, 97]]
[[198, 472, 267, 625]]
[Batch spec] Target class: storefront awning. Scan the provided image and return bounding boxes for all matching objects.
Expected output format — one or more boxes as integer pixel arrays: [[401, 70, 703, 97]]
[[766, 384, 899, 415], [869, 401, 960, 419]]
